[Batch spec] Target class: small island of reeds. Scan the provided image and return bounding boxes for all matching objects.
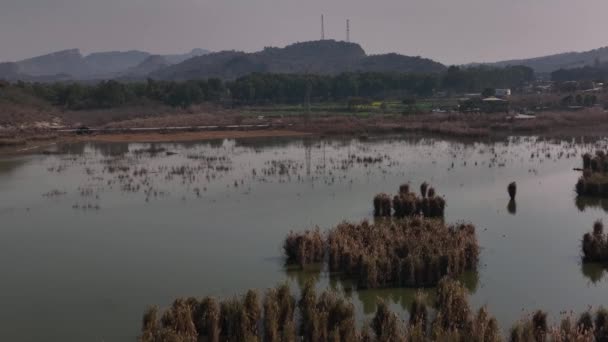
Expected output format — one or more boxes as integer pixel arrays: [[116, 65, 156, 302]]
[[582, 220, 608, 263], [374, 183, 446, 218], [576, 152, 608, 197], [284, 218, 479, 289]]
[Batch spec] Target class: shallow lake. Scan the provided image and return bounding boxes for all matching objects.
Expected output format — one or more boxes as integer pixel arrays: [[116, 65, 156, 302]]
[[1, 134, 607, 341]]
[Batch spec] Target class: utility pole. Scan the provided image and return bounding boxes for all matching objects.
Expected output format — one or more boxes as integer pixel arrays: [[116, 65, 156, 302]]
[[321, 15, 325, 40], [346, 19, 350, 42]]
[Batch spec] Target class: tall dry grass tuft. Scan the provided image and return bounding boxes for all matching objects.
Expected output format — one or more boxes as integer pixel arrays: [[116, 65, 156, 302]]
[[263, 289, 280, 342], [283, 228, 325, 268], [219, 297, 248, 341], [372, 301, 404, 342], [158, 299, 197, 342], [140, 306, 160, 342], [420, 182, 429, 198], [244, 290, 261, 338], [373, 193, 392, 217], [434, 277, 471, 331], [198, 297, 221, 342], [409, 292, 428, 330]]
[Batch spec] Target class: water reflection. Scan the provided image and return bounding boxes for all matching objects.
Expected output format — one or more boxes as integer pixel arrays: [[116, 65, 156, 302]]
[[575, 196, 608, 213], [581, 263, 607, 284], [507, 199, 517, 215], [0, 158, 27, 176], [284, 264, 322, 289]]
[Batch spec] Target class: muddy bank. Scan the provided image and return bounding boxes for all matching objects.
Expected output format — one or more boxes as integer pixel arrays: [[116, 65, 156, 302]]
[[67, 129, 312, 143]]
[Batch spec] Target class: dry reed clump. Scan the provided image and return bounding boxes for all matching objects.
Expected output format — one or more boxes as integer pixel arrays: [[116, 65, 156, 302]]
[[582, 220, 608, 263], [327, 218, 479, 289], [283, 228, 325, 268], [374, 183, 446, 219], [577, 151, 608, 198]]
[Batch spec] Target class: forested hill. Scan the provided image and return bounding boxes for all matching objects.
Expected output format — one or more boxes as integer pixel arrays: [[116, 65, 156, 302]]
[[150, 40, 446, 80]]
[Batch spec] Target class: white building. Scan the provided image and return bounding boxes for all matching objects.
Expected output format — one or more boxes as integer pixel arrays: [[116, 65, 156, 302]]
[[495, 89, 512, 97]]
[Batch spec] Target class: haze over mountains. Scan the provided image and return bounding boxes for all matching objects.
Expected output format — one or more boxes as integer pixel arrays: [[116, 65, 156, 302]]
[[479, 46, 608, 74], [3, 40, 608, 82]]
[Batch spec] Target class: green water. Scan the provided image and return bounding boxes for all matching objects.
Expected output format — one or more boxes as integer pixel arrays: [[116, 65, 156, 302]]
[[0, 135, 607, 341]]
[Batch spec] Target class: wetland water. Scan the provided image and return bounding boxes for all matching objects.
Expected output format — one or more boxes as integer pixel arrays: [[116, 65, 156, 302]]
[[1, 135, 607, 341]]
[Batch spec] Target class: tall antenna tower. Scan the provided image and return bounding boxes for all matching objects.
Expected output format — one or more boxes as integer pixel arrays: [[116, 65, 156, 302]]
[[321, 15, 325, 40], [346, 19, 350, 42]]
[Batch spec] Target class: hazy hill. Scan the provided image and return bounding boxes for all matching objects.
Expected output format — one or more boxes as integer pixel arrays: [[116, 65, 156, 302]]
[[0, 48, 209, 80], [483, 46, 608, 73], [123, 55, 169, 77], [164, 48, 209, 64], [17, 49, 91, 77], [151, 40, 446, 80], [84, 50, 151, 75]]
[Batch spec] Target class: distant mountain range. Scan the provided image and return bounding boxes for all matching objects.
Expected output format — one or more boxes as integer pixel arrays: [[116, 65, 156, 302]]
[[0, 41, 445, 82], [478, 46, 608, 74], [6, 41, 608, 82], [150, 40, 446, 80], [0, 48, 209, 81]]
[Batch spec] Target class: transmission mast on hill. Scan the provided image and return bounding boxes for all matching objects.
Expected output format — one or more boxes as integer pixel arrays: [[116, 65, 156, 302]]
[[346, 19, 350, 42], [321, 15, 325, 40]]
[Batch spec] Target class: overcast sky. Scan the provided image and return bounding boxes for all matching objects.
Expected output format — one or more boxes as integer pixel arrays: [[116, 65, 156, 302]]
[[2, 0, 607, 65]]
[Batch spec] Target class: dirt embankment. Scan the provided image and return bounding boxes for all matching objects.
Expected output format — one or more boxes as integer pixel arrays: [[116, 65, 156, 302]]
[[67, 130, 311, 143], [2, 106, 608, 155]]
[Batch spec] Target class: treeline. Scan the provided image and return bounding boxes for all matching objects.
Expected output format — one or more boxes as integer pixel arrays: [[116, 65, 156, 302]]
[[0, 66, 534, 110], [552, 65, 608, 82]]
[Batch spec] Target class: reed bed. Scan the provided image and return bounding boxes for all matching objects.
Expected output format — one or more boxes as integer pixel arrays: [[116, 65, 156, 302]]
[[509, 307, 608, 342], [140, 278, 506, 342], [374, 183, 446, 218], [326, 218, 479, 288]]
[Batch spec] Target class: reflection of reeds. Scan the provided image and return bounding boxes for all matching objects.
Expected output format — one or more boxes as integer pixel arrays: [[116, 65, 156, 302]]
[[507, 199, 517, 215]]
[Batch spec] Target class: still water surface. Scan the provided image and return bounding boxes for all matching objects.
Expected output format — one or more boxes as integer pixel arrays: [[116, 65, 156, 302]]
[[0, 135, 607, 341]]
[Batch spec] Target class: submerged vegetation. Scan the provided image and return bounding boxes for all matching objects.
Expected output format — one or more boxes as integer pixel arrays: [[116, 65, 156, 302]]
[[374, 183, 446, 218], [284, 218, 479, 289], [140, 278, 505, 342]]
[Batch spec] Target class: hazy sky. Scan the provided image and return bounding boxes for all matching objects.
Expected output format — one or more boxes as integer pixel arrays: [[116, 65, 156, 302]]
[[2, 0, 608, 65]]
